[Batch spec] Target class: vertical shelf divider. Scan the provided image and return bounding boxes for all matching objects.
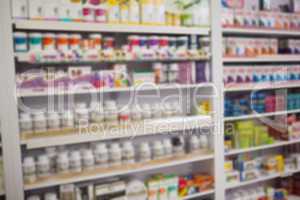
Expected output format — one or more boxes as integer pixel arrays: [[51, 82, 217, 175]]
[[211, 0, 226, 199], [0, 0, 25, 199]]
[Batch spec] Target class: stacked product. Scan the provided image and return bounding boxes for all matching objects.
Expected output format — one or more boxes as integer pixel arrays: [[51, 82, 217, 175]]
[[227, 186, 288, 200], [279, 39, 300, 54], [225, 152, 300, 185], [19, 101, 185, 133], [26, 172, 214, 200], [223, 37, 278, 57], [287, 92, 300, 111], [12, 0, 210, 27], [225, 90, 286, 117], [224, 65, 300, 87], [225, 95, 251, 117], [149, 173, 214, 199], [224, 37, 300, 58], [22, 135, 210, 185], [13, 32, 209, 62], [224, 120, 275, 151], [16, 62, 210, 94], [225, 115, 300, 149], [288, 114, 300, 140], [222, 0, 300, 30]]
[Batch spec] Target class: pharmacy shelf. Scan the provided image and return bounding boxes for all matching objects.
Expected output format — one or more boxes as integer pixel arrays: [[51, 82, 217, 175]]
[[17, 83, 215, 98], [21, 115, 212, 149], [24, 152, 214, 191], [182, 189, 215, 200], [224, 82, 300, 92], [0, 0, 222, 199], [224, 109, 300, 122], [225, 138, 300, 156], [226, 173, 281, 190], [226, 168, 300, 190], [223, 27, 300, 36], [15, 53, 210, 64], [13, 20, 210, 35], [223, 55, 300, 63]]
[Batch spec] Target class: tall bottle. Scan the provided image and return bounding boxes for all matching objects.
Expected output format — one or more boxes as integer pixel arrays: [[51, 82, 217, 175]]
[[128, 0, 140, 24], [68, 0, 83, 22], [140, 0, 154, 25], [107, 0, 120, 23], [82, 0, 96, 22], [193, 0, 210, 27], [154, 0, 165, 25], [95, 0, 107, 23], [120, 0, 129, 24]]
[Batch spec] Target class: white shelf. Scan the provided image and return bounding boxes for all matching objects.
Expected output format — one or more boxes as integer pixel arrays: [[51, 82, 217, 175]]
[[224, 82, 300, 92], [224, 109, 300, 121], [223, 27, 300, 36], [14, 20, 210, 35], [223, 55, 300, 63], [226, 173, 281, 190], [182, 190, 215, 200], [24, 153, 214, 191], [15, 52, 210, 64], [288, 195, 300, 200], [225, 139, 300, 156], [226, 169, 300, 190], [17, 83, 214, 98], [22, 115, 212, 149]]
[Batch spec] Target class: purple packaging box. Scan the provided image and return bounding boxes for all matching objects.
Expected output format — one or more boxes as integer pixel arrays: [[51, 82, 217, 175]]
[[196, 62, 210, 83], [17, 70, 48, 89], [178, 62, 193, 84]]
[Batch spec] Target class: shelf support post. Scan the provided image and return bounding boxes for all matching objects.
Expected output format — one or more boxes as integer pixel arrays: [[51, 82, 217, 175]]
[[211, 0, 226, 199], [0, 0, 25, 199]]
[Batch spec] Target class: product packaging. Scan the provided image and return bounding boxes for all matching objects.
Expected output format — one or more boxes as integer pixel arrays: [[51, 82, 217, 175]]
[[12, 0, 28, 19], [68, 67, 93, 90], [293, 0, 300, 12], [66, 0, 83, 22], [14, 32, 28, 52], [140, 0, 154, 25], [222, 9, 234, 27], [106, 0, 120, 23], [260, 0, 291, 12], [244, 0, 259, 11], [60, 184, 76, 200], [154, 0, 165, 25], [120, 1, 129, 24], [29, 0, 44, 19], [128, 0, 140, 24], [225, 171, 240, 184], [234, 9, 245, 27], [95, 2, 106, 23], [43, 0, 60, 20], [240, 170, 259, 181]]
